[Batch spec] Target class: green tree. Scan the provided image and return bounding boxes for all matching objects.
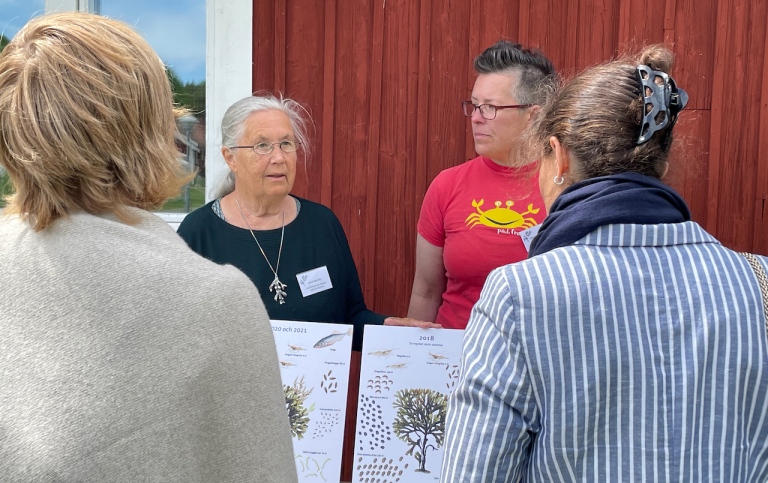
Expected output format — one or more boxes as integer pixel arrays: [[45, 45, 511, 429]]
[[166, 67, 205, 114], [392, 388, 447, 474], [1, 34, 9, 52]]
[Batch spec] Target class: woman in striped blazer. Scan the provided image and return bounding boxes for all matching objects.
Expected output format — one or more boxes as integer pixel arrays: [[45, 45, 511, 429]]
[[441, 44, 768, 482]]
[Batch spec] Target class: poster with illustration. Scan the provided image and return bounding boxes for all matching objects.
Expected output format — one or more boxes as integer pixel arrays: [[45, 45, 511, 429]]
[[352, 326, 465, 483], [271, 320, 354, 483]]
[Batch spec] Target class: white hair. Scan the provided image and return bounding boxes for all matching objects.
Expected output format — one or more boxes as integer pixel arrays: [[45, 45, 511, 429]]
[[213, 93, 311, 199]]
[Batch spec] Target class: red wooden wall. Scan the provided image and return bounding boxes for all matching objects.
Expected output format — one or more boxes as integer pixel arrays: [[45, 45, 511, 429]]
[[252, 2, 766, 477], [253, 0, 768, 322]]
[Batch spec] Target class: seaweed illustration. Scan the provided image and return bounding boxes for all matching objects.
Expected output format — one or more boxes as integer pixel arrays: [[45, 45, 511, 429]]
[[284, 375, 313, 439], [392, 388, 446, 474]]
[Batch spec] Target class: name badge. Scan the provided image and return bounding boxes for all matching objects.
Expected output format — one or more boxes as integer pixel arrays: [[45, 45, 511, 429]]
[[519, 225, 542, 253], [296, 266, 333, 297]]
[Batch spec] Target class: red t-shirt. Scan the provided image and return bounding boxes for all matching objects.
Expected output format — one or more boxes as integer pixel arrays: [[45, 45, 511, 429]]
[[417, 156, 546, 328]]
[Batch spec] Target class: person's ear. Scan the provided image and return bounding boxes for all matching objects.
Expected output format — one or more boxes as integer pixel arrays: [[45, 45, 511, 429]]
[[550, 136, 571, 179], [222, 147, 237, 173], [526, 105, 542, 123]]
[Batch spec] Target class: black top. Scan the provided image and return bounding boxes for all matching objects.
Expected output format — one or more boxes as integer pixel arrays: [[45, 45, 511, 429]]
[[177, 197, 384, 350]]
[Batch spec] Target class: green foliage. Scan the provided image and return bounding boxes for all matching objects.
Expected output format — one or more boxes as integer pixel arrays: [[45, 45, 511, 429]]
[[166, 67, 205, 115], [1, 34, 9, 52], [392, 388, 447, 473], [284, 376, 313, 440], [0, 170, 11, 209]]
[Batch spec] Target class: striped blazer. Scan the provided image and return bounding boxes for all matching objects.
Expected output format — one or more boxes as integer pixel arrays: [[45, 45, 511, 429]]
[[441, 221, 768, 482]]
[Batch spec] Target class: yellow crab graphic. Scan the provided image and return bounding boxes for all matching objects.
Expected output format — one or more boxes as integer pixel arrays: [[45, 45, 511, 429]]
[[465, 199, 540, 229]]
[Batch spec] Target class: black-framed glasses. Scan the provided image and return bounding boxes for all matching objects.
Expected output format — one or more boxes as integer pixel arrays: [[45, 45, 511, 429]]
[[461, 101, 533, 120], [230, 140, 300, 155]]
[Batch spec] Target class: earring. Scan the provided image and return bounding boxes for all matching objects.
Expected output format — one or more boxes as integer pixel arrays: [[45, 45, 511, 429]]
[[553, 175, 564, 185]]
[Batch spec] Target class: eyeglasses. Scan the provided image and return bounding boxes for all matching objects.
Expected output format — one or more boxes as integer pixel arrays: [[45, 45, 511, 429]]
[[461, 101, 533, 120], [230, 140, 301, 155]]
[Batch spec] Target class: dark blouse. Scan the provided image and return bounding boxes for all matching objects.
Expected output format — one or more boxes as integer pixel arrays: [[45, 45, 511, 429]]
[[177, 196, 384, 350]]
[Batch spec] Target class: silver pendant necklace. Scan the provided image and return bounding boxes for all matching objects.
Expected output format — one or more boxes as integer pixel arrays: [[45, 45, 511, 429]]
[[235, 197, 288, 304]]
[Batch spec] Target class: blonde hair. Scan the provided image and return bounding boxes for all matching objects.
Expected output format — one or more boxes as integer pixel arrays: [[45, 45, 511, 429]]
[[0, 12, 193, 230]]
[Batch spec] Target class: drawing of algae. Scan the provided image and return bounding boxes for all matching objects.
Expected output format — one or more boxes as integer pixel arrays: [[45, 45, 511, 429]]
[[313, 328, 352, 348], [284, 375, 313, 439], [392, 388, 446, 474], [355, 456, 405, 483], [295, 455, 332, 481]]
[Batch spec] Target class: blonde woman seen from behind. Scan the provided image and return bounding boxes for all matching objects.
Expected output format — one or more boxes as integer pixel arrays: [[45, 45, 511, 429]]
[[0, 13, 297, 482]]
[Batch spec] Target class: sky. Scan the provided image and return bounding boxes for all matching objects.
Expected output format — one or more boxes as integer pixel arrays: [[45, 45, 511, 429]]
[[0, 0, 206, 83]]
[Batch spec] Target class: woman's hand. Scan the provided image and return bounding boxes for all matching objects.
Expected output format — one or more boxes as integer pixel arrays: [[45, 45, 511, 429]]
[[383, 317, 442, 329]]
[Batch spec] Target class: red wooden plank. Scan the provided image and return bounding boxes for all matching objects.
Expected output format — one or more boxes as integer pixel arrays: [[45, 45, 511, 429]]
[[341, 351, 361, 482], [425, 0, 473, 182], [321, 0, 337, 207], [283, 0, 327, 202], [371, 0, 423, 315], [328, 0, 374, 296], [274, 0, 287, 93], [575, 0, 617, 71], [617, 0, 666, 53], [707, 0, 766, 250], [754, 5, 768, 255], [415, 0, 432, 204], [668, 0, 717, 110], [705, 0, 732, 235], [363, 0, 385, 307], [252, 0, 275, 90]]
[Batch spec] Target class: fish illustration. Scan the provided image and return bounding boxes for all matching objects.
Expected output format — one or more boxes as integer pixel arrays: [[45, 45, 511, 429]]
[[279, 360, 297, 367], [313, 328, 352, 348]]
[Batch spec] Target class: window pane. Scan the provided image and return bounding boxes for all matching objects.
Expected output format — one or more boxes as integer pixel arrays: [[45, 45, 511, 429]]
[[101, 0, 207, 214]]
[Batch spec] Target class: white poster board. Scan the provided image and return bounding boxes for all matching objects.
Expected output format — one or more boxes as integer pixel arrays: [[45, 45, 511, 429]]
[[271, 320, 354, 483], [352, 326, 465, 483]]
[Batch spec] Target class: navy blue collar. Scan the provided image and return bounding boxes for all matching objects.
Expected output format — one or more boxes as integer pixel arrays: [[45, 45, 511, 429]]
[[529, 172, 691, 258]]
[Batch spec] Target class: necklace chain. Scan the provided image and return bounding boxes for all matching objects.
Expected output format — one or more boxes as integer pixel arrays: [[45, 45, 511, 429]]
[[235, 198, 287, 304]]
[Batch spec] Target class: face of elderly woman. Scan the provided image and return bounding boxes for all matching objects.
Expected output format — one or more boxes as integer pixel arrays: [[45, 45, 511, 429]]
[[225, 110, 297, 200]]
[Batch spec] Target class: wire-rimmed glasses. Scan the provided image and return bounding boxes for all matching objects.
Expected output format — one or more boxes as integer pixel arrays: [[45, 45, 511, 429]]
[[461, 101, 533, 120], [230, 140, 301, 155]]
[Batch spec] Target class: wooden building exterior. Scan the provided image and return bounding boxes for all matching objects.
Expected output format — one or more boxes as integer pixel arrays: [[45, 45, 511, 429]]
[[249, 0, 767, 478]]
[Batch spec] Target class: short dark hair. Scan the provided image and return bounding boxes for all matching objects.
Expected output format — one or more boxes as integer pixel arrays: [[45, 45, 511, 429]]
[[473, 40, 557, 105]]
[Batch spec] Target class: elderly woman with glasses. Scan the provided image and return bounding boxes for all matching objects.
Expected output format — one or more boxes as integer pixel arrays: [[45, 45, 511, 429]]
[[407, 40, 557, 329], [178, 95, 437, 351]]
